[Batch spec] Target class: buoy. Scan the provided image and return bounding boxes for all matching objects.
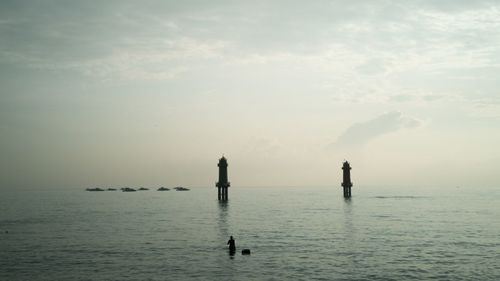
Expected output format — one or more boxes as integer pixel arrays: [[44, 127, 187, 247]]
[[242, 249, 251, 255]]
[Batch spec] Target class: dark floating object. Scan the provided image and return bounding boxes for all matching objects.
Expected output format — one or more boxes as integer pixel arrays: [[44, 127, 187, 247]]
[[241, 249, 251, 255], [87, 186, 189, 192], [86, 188, 104, 191]]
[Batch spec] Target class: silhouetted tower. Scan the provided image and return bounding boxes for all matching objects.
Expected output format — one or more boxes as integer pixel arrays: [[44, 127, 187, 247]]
[[341, 161, 353, 198], [216, 156, 230, 200]]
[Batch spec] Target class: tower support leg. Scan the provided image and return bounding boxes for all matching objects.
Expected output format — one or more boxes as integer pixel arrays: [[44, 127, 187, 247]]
[[343, 186, 351, 198]]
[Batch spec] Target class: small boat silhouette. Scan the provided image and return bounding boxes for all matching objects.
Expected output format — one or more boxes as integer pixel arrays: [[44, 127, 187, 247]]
[[86, 188, 104, 191]]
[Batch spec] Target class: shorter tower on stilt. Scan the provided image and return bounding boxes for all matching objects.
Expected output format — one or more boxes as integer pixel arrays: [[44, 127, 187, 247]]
[[216, 156, 230, 200], [341, 161, 353, 198]]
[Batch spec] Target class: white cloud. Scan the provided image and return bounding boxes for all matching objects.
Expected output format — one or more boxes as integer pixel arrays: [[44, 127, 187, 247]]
[[335, 111, 422, 147]]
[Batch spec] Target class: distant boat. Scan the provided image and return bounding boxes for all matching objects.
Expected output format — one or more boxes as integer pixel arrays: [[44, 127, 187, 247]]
[[138, 187, 149, 191], [86, 188, 104, 191], [174, 187, 189, 191], [157, 187, 170, 191], [121, 187, 136, 192], [107, 188, 117, 191]]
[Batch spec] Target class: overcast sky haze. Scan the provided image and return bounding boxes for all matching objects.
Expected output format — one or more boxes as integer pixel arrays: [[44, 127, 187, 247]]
[[1, 0, 500, 189]]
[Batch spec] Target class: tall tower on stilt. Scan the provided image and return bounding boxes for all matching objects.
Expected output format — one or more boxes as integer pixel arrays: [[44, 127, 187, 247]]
[[216, 156, 230, 200], [341, 161, 353, 198]]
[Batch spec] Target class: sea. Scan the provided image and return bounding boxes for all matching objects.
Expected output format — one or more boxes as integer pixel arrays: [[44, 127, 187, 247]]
[[1, 186, 499, 280]]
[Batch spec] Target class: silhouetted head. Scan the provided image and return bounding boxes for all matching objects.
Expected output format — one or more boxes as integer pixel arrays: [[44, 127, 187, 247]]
[[230, 236, 233, 240]]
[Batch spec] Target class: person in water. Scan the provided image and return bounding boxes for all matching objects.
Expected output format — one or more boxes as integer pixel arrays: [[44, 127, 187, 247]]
[[227, 236, 236, 252]]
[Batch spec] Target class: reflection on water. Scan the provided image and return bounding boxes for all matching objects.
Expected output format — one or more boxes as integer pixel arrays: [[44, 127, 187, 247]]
[[217, 200, 229, 238], [217, 200, 235, 259], [343, 197, 354, 235], [342, 197, 358, 275]]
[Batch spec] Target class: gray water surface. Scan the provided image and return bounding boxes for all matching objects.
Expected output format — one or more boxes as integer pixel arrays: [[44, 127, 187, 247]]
[[1, 186, 499, 280]]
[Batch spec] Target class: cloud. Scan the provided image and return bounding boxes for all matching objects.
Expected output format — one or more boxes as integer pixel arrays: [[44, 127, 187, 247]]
[[335, 111, 421, 146], [243, 137, 281, 156]]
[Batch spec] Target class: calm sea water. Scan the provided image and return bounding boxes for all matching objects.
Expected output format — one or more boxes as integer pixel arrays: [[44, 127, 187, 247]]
[[1, 186, 499, 280]]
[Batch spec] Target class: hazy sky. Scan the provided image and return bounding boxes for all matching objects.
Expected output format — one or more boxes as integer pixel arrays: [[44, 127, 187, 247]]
[[1, 0, 500, 189]]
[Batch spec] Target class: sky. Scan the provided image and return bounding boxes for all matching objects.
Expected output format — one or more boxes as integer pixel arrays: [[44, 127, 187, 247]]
[[1, 0, 500, 189]]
